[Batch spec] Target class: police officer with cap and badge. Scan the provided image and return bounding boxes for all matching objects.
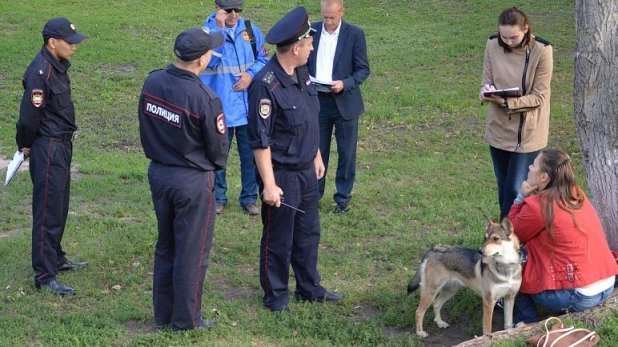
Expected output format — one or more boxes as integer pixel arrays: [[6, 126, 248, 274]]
[[138, 28, 228, 330], [247, 6, 344, 313], [16, 17, 88, 296]]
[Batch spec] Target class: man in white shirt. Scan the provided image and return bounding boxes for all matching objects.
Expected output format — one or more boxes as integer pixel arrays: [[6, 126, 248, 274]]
[[307, 0, 370, 213]]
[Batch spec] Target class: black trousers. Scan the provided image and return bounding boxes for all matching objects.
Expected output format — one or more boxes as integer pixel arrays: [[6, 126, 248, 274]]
[[148, 161, 216, 330], [258, 166, 326, 310], [30, 137, 72, 285]]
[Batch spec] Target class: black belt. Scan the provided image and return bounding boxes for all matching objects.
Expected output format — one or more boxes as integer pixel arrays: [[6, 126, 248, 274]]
[[318, 91, 335, 97], [272, 163, 310, 172], [49, 133, 75, 143]]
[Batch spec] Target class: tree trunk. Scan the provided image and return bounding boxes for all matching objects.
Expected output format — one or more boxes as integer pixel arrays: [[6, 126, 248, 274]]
[[573, 1, 618, 249]]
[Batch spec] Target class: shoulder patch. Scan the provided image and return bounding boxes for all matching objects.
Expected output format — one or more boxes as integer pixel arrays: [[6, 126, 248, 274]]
[[488, 34, 498, 40], [259, 99, 271, 119], [216, 113, 226, 134], [534, 36, 551, 46], [31, 89, 44, 108], [261, 71, 276, 85]]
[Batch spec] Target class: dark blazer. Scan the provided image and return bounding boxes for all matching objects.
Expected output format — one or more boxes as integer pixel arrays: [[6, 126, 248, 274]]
[[308, 20, 370, 120]]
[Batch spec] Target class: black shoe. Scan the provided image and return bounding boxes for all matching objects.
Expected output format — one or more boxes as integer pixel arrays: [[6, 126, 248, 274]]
[[58, 259, 89, 271], [197, 319, 217, 330], [35, 279, 76, 296], [335, 203, 350, 213], [271, 305, 291, 314], [295, 290, 343, 303]]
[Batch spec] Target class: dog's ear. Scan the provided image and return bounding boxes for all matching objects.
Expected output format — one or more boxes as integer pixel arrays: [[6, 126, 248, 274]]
[[500, 217, 514, 236]]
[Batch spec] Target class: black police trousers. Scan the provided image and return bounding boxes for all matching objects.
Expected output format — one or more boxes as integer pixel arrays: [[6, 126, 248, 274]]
[[30, 136, 72, 285], [259, 166, 326, 310], [148, 161, 216, 330]]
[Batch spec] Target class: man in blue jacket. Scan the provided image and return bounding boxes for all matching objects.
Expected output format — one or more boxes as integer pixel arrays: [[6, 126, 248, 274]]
[[200, 0, 269, 215]]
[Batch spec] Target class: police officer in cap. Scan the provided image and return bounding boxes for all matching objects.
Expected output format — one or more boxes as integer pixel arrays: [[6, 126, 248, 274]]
[[16, 17, 88, 296], [138, 28, 228, 330], [248, 6, 344, 313]]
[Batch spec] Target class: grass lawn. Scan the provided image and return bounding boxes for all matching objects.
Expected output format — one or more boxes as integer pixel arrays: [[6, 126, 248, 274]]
[[1, 0, 616, 346]]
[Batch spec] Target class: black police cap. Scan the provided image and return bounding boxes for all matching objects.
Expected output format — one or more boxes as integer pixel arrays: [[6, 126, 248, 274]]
[[42, 17, 86, 44], [265, 6, 316, 46], [215, 0, 243, 9], [174, 28, 224, 62]]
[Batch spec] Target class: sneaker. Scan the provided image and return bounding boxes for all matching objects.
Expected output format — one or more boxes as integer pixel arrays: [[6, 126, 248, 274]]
[[215, 203, 224, 214]]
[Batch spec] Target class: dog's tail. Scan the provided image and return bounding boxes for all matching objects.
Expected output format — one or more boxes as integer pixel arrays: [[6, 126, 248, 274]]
[[407, 270, 421, 295]]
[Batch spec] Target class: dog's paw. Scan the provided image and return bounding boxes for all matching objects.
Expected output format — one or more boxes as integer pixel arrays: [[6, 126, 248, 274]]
[[435, 320, 450, 329], [416, 331, 429, 339]]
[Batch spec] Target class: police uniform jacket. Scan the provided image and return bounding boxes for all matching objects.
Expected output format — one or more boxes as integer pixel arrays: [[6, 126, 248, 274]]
[[139, 64, 228, 171], [247, 55, 320, 171], [17, 46, 77, 149], [200, 13, 269, 128], [482, 36, 553, 153]]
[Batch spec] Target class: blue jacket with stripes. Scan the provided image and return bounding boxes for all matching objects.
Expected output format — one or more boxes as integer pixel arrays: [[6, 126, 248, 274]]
[[200, 13, 269, 128]]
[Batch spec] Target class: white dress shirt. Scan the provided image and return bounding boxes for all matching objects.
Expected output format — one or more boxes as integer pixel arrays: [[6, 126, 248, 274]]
[[315, 21, 341, 82]]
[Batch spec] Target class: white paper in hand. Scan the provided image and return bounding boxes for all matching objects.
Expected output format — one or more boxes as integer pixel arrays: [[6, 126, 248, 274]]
[[4, 151, 24, 186]]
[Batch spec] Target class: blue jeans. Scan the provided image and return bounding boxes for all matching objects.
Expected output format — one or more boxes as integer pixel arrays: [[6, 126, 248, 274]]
[[317, 94, 358, 205], [514, 286, 614, 323], [215, 125, 257, 207], [489, 146, 539, 219]]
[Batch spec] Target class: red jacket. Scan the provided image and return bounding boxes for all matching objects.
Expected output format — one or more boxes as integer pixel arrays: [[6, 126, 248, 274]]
[[509, 195, 618, 294]]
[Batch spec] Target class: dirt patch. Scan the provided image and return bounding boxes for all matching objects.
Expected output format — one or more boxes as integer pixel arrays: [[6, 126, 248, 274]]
[[348, 303, 380, 323], [100, 65, 137, 74], [209, 269, 259, 301], [0, 229, 21, 238], [120, 319, 157, 341]]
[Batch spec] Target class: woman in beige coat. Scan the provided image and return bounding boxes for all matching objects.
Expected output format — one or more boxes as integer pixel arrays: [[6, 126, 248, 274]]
[[479, 7, 553, 219]]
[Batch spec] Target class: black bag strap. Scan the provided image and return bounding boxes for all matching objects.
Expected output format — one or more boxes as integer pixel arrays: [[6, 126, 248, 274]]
[[244, 19, 258, 60]]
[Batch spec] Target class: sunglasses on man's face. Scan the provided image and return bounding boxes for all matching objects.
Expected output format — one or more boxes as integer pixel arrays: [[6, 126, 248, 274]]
[[225, 8, 242, 14]]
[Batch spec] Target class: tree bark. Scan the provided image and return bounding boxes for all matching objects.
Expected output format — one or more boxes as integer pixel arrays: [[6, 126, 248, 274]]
[[453, 290, 618, 346], [573, 1, 618, 248]]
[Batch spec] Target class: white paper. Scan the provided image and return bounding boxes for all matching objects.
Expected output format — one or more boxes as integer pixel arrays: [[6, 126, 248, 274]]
[[4, 151, 24, 186], [309, 76, 335, 86]]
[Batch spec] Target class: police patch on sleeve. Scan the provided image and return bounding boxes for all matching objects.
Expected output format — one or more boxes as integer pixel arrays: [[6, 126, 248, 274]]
[[216, 113, 226, 134], [259, 99, 271, 119], [31, 89, 44, 108]]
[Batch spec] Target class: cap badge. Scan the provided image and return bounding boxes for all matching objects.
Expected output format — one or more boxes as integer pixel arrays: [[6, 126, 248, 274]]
[[259, 99, 271, 119], [31, 89, 44, 108], [216, 113, 226, 134]]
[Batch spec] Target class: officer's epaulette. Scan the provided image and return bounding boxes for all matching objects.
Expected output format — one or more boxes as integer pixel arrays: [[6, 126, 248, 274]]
[[534, 36, 551, 46], [261, 71, 276, 85], [489, 34, 498, 40]]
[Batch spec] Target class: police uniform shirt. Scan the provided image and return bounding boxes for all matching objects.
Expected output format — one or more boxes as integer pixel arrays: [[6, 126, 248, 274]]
[[247, 55, 320, 170], [138, 64, 228, 171], [17, 46, 77, 149]]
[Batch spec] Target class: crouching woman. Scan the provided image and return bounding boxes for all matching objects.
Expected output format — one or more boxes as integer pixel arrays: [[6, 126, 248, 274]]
[[508, 148, 618, 323]]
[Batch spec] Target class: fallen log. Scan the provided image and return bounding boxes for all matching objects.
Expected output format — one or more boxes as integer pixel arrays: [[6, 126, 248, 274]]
[[453, 290, 618, 346]]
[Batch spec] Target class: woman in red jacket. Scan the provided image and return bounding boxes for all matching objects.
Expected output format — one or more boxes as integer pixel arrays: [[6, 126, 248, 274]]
[[509, 148, 618, 323]]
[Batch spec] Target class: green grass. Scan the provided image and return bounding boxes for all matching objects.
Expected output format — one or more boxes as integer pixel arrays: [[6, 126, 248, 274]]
[[0, 0, 613, 346]]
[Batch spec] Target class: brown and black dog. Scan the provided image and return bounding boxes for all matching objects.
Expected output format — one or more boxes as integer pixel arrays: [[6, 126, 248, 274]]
[[408, 218, 522, 338]]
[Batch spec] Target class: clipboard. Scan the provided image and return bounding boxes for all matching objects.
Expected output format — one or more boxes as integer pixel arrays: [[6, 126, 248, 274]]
[[482, 87, 521, 98], [4, 151, 24, 186]]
